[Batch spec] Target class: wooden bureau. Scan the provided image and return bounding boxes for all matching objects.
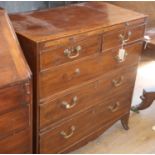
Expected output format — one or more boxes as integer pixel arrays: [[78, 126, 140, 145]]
[[9, 2, 147, 153], [0, 9, 32, 153]]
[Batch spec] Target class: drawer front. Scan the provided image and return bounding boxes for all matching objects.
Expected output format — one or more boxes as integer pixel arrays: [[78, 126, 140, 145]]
[[40, 42, 142, 99], [40, 33, 102, 70], [40, 88, 133, 153], [103, 24, 145, 51], [0, 106, 30, 139], [0, 128, 31, 153], [0, 84, 28, 114], [39, 66, 137, 129]]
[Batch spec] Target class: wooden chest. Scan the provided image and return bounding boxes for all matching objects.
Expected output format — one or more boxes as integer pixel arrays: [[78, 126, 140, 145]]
[[0, 9, 32, 153], [9, 2, 147, 153]]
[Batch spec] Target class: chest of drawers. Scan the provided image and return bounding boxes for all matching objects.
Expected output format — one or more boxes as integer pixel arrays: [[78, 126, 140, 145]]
[[9, 2, 147, 153], [0, 9, 32, 153]]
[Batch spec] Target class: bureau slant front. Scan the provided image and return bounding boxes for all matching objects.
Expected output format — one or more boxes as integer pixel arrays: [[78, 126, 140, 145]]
[[0, 9, 32, 153]]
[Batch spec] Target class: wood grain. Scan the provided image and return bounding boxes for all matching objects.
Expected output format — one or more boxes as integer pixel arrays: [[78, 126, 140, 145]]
[[9, 2, 146, 153], [40, 87, 133, 153], [0, 9, 32, 153], [9, 2, 147, 42], [40, 42, 142, 99], [40, 33, 102, 70], [39, 66, 137, 129]]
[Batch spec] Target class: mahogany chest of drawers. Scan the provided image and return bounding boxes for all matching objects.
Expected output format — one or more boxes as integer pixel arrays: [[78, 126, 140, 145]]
[[9, 2, 147, 153], [0, 9, 32, 153]]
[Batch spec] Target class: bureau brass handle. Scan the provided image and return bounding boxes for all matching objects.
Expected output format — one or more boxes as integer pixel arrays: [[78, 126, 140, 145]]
[[61, 96, 78, 109], [108, 102, 120, 112], [60, 126, 75, 139], [119, 31, 132, 44], [112, 76, 124, 87], [64, 45, 82, 59]]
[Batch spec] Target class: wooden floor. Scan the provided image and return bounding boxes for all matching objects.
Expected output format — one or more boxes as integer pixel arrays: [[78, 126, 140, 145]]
[[72, 53, 155, 154]]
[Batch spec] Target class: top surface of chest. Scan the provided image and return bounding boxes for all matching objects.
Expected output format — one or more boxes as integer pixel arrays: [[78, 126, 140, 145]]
[[9, 2, 147, 42], [0, 9, 31, 88]]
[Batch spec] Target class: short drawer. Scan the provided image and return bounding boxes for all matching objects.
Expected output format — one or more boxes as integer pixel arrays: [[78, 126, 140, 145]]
[[0, 128, 31, 153], [0, 106, 30, 139], [103, 24, 145, 51], [39, 66, 137, 129], [40, 42, 142, 99], [40, 32, 102, 70], [0, 84, 28, 114], [39, 87, 133, 153]]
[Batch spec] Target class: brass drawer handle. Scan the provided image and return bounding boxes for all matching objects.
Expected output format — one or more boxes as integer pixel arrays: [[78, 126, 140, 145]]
[[119, 31, 132, 44], [64, 45, 82, 59], [112, 76, 124, 87], [108, 102, 120, 112], [61, 96, 78, 109], [60, 126, 75, 139]]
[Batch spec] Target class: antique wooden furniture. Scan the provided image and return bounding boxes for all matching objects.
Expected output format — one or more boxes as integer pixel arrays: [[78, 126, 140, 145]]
[[132, 88, 155, 112], [9, 2, 147, 153], [132, 31, 155, 113], [0, 9, 32, 153]]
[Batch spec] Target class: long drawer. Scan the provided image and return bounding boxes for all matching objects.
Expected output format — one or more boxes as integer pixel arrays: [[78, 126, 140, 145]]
[[0, 128, 31, 154], [40, 41, 142, 99], [0, 84, 28, 114], [39, 66, 137, 129], [0, 106, 30, 139], [39, 87, 133, 153]]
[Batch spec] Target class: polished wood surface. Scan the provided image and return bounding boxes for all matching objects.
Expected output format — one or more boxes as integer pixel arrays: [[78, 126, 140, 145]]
[[0, 9, 31, 88], [40, 66, 137, 129], [0, 84, 27, 114], [9, 2, 146, 153], [40, 42, 143, 99], [0, 106, 30, 139], [40, 33, 102, 70], [9, 2, 146, 42], [40, 87, 132, 153], [72, 52, 155, 154], [0, 129, 32, 154], [103, 23, 145, 51], [0, 9, 32, 153]]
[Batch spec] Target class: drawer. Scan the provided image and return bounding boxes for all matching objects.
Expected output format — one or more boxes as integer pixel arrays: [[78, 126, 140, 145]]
[[0, 106, 30, 139], [40, 106, 95, 153], [40, 33, 102, 70], [40, 42, 142, 99], [103, 24, 145, 51], [0, 84, 29, 114], [39, 66, 137, 129], [39, 88, 133, 153], [0, 128, 31, 153]]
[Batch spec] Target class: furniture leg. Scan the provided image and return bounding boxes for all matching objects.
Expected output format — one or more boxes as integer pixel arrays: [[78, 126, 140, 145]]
[[131, 89, 155, 113], [121, 113, 130, 130]]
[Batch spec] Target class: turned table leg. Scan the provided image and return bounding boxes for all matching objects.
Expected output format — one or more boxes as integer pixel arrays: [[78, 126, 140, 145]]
[[121, 113, 130, 130], [131, 89, 155, 113]]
